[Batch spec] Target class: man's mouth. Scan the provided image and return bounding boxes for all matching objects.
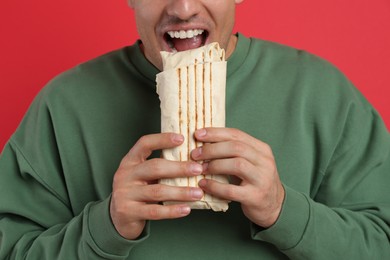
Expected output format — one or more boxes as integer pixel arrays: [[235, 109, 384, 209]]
[[164, 29, 208, 52]]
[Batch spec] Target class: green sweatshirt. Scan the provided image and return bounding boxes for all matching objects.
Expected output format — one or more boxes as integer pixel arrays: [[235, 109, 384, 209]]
[[1, 34, 389, 259]]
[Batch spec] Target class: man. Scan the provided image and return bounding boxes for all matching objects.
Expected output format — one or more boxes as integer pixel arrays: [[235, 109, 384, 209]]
[[0, 0, 389, 259]]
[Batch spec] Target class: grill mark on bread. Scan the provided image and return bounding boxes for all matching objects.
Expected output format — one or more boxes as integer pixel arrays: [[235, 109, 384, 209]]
[[210, 64, 213, 127], [202, 63, 206, 130], [209, 55, 214, 189], [186, 67, 190, 161], [186, 67, 190, 186], [194, 61, 198, 185], [178, 68, 183, 162], [201, 61, 206, 184], [194, 60, 198, 147], [202, 52, 206, 129]]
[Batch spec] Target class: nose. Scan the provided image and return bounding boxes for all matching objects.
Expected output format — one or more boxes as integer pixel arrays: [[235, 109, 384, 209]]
[[166, 0, 201, 21]]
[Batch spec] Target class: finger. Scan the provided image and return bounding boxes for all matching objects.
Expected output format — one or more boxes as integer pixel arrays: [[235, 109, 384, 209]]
[[138, 203, 192, 220], [132, 158, 203, 181], [191, 140, 262, 166], [198, 178, 246, 203], [194, 128, 266, 152], [130, 184, 204, 202], [203, 158, 259, 184], [126, 133, 184, 164]]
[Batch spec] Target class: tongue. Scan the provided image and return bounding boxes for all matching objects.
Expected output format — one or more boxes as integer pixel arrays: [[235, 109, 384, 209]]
[[171, 35, 204, 52]]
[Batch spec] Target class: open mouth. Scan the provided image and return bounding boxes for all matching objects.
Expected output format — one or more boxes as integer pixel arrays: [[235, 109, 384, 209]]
[[164, 29, 209, 52]]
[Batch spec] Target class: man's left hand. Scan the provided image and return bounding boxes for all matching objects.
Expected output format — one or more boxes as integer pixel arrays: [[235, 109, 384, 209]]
[[191, 127, 285, 228]]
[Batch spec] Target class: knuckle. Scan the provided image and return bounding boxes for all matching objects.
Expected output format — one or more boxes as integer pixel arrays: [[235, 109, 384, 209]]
[[113, 166, 128, 180], [150, 185, 165, 201], [263, 156, 277, 173], [231, 141, 245, 156], [118, 156, 133, 171], [111, 188, 127, 204], [225, 185, 238, 200], [230, 128, 241, 140], [147, 206, 160, 220], [148, 158, 164, 175], [137, 135, 149, 146], [111, 194, 131, 217], [262, 143, 273, 155], [111, 189, 121, 202], [233, 158, 249, 173], [118, 157, 127, 167], [116, 204, 131, 218]]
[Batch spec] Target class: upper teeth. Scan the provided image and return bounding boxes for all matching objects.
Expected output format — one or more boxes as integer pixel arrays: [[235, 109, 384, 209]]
[[167, 29, 205, 39]]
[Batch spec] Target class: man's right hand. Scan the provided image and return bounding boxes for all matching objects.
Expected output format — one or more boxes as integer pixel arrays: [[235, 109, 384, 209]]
[[110, 133, 204, 240]]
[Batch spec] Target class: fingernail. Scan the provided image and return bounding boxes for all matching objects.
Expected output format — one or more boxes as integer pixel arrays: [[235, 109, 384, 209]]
[[172, 134, 184, 143], [191, 147, 202, 159], [180, 205, 191, 215], [191, 188, 204, 199], [190, 163, 203, 174], [202, 162, 209, 171], [198, 178, 207, 188], [196, 128, 207, 137]]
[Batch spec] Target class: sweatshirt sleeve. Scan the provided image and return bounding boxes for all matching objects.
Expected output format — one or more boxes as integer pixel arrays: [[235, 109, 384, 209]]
[[251, 92, 390, 258], [0, 90, 149, 259]]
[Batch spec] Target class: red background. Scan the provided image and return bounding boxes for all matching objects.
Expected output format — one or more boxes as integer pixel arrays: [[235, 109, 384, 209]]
[[1, 0, 389, 150]]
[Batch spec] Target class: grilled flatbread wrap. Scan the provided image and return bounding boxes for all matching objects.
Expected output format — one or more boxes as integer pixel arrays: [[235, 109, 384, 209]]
[[156, 43, 229, 212]]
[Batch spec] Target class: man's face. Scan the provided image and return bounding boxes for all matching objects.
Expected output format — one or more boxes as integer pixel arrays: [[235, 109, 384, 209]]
[[128, 0, 243, 70]]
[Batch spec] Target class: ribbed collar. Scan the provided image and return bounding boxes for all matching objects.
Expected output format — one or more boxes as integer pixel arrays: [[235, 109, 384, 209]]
[[227, 33, 251, 78]]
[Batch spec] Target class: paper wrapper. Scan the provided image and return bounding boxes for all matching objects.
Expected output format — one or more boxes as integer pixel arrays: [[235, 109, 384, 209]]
[[156, 43, 229, 212]]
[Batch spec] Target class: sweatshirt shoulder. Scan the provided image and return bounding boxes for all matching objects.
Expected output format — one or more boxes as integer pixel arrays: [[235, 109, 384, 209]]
[[247, 37, 358, 95], [54, 48, 128, 82], [242, 37, 376, 121], [249, 37, 339, 74]]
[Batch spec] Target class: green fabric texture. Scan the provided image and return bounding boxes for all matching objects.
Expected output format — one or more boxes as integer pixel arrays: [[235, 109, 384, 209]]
[[1, 34, 389, 259]]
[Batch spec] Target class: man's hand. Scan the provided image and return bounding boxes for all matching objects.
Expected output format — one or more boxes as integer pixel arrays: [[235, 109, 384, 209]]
[[110, 133, 204, 240], [192, 128, 285, 228]]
